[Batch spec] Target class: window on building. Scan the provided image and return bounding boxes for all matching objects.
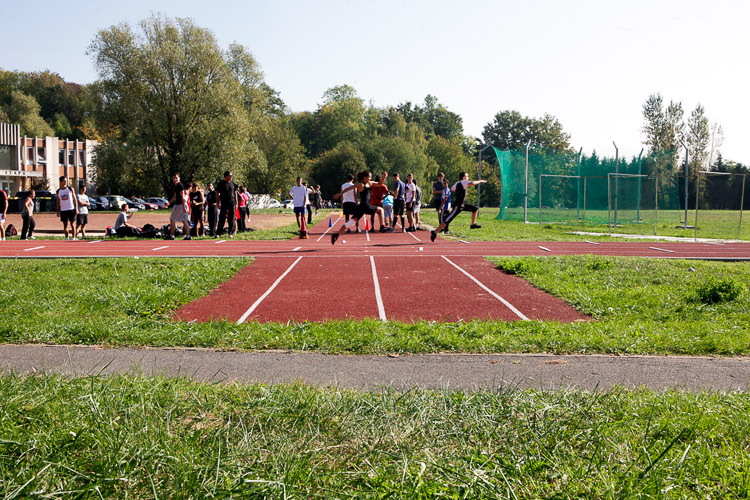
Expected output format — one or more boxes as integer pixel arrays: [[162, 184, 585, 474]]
[[37, 147, 46, 163], [27, 147, 34, 164], [0, 146, 11, 171], [79, 150, 85, 166], [68, 149, 75, 166], [59, 149, 65, 164]]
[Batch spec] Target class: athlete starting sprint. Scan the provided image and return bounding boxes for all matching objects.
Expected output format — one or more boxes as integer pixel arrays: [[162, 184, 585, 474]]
[[431, 172, 486, 242]]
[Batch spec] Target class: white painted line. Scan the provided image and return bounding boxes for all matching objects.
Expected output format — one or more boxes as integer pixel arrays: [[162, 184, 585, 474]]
[[292, 246, 302, 252], [23, 246, 45, 252], [370, 256, 387, 321], [538, 246, 551, 252], [584, 240, 600, 245], [151, 246, 170, 251], [366, 230, 371, 242], [407, 230, 421, 242], [441, 256, 530, 321], [459, 240, 470, 245], [419, 247, 423, 252], [237, 256, 303, 325], [214, 239, 227, 244], [649, 247, 676, 253], [316, 216, 342, 242], [704, 241, 725, 246], [88, 240, 102, 244]]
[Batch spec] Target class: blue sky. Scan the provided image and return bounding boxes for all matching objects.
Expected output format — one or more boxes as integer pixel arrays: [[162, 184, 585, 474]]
[[2, 0, 748, 163]]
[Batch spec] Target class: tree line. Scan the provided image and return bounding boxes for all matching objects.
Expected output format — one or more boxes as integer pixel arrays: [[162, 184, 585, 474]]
[[1, 14, 745, 209]]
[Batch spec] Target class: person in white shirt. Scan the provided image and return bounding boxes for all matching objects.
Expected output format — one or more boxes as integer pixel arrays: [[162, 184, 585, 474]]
[[56, 176, 78, 240], [341, 174, 359, 233], [289, 177, 310, 231], [75, 184, 91, 240], [404, 173, 417, 232]]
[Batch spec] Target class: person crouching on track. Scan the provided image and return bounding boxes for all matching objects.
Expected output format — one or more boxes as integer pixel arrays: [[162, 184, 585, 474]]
[[331, 171, 389, 245], [430, 172, 486, 242]]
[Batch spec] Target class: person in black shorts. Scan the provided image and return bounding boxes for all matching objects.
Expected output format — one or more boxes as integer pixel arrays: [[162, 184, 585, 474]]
[[430, 171, 486, 242], [189, 182, 205, 236], [432, 171, 445, 218], [392, 172, 406, 231], [216, 171, 238, 237], [340, 174, 359, 233], [205, 182, 218, 236], [330, 171, 389, 245]]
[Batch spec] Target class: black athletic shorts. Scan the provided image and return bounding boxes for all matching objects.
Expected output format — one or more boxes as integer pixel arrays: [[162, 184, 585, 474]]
[[442, 203, 478, 225], [354, 204, 376, 219], [76, 213, 88, 226], [343, 201, 357, 216], [433, 197, 442, 209], [60, 210, 76, 223], [393, 199, 405, 217]]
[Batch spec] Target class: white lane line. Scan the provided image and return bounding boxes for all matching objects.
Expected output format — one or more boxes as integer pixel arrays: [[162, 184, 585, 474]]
[[215, 240, 227, 244], [151, 246, 170, 251], [237, 256, 303, 324], [649, 247, 676, 253], [88, 240, 102, 244], [538, 246, 551, 252], [292, 246, 302, 252], [316, 216, 342, 242], [366, 230, 371, 242], [407, 230, 421, 242], [23, 246, 46, 252], [441, 256, 530, 321], [370, 256, 387, 321], [584, 240, 599, 245], [704, 241, 725, 246], [459, 240, 470, 245]]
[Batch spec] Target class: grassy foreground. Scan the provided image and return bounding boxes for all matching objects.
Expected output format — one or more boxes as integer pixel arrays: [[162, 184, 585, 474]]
[[1, 256, 750, 355], [1, 373, 749, 498]]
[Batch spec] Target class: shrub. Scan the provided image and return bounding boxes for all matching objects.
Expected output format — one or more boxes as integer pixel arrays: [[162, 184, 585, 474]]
[[695, 277, 745, 304], [497, 258, 530, 276]]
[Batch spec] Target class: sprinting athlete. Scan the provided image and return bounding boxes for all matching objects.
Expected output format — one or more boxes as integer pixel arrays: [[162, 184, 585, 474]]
[[430, 172, 486, 242], [331, 171, 388, 245]]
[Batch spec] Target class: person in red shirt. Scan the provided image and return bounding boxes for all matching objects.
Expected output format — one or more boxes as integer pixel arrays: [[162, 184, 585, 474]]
[[369, 174, 389, 231]]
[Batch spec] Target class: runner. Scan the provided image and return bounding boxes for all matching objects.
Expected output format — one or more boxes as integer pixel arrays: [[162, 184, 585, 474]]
[[341, 174, 359, 233], [330, 171, 389, 245], [430, 172, 486, 242]]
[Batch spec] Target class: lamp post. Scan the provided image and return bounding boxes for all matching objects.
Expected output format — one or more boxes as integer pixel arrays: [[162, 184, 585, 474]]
[[475, 138, 493, 209]]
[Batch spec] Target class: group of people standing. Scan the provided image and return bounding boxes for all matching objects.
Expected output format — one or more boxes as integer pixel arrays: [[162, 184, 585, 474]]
[[330, 170, 485, 245]]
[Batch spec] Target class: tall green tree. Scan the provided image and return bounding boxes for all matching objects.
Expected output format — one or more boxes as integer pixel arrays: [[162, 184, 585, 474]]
[[482, 110, 571, 150], [89, 14, 250, 194], [4, 91, 54, 137], [686, 104, 709, 175]]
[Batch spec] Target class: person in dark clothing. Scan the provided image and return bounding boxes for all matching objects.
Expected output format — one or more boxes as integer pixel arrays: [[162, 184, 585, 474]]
[[205, 182, 218, 236], [216, 170, 238, 237], [392, 172, 406, 232], [430, 171, 486, 242], [189, 183, 205, 237], [20, 189, 36, 240]]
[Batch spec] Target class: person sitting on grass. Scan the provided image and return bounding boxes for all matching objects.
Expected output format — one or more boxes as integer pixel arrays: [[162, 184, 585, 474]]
[[114, 203, 139, 237], [430, 172, 486, 242]]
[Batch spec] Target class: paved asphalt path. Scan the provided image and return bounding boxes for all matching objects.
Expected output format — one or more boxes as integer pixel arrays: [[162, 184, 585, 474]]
[[2, 344, 749, 392]]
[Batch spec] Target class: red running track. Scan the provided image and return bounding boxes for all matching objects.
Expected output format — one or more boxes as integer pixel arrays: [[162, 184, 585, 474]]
[[4, 215, 750, 323]]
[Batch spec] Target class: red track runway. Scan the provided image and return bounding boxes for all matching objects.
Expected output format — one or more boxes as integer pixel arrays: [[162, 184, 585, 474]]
[[4, 216, 750, 323]]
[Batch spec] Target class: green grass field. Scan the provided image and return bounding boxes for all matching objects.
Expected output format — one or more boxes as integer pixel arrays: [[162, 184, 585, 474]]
[[3, 214, 750, 498]]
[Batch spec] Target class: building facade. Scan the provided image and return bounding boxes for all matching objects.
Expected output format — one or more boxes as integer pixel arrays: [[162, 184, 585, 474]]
[[0, 122, 97, 195]]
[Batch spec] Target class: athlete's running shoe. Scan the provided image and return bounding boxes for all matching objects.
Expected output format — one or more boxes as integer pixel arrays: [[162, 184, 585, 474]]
[[470, 224, 482, 229], [430, 230, 437, 242], [331, 233, 339, 245]]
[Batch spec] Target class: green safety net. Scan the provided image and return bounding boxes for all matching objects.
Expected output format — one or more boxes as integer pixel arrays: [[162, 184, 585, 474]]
[[494, 146, 681, 226]]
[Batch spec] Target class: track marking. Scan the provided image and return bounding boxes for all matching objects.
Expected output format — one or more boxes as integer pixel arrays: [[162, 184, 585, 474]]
[[237, 256, 303, 324], [292, 246, 302, 252], [366, 230, 371, 242], [88, 240, 102, 244], [151, 246, 170, 251], [316, 216, 342, 241], [214, 240, 227, 244], [441, 256, 530, 321], [538, 246, 551, 252], [369, 256, 387, 321], [419, 247, 423, 252], [23, 246, 46, 252], [406, 230, 421, 242], [704, 241, 725, 246], [459, 240, 470, 244], [584, 240, 599, 245], [649, 247, 676, 253]]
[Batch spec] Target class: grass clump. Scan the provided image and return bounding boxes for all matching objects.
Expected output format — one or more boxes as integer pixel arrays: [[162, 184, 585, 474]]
[[1, 373, 749, 498], [694, 277, 746, 304]]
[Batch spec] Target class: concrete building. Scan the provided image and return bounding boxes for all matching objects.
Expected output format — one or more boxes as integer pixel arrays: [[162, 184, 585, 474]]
[[0, 122, 97, 195]]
